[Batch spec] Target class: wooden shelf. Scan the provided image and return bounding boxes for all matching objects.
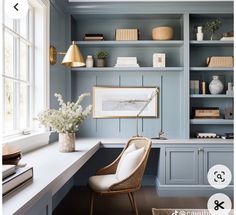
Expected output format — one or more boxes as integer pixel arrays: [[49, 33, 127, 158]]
[[75, 40, 184, 47], [71, 67, 184, 72], [190, 94, 234, 98], [190, 40, 233, 46], [190, 119, 234, 125], [190, 67, 233, 71]]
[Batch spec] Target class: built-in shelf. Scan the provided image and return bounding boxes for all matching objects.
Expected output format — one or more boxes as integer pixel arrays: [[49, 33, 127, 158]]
[[75, 40, 184, 47], [190, 40, 233, 46], [190, 94, 234, 98], [71, 67, 184, 72], [190, 119, 234, 125], [190, 67, 233, 71]]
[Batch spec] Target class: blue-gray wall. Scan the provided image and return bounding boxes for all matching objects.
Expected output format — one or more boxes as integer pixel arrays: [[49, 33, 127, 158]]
[[49, 0, 73, 209]]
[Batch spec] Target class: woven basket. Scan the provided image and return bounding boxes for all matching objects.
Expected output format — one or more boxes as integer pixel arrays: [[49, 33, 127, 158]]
[[206, 56, 234, 67], [152, 26, 174, 40]]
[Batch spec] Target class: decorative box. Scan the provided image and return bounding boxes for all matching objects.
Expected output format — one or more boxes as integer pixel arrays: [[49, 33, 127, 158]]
[[115, 29, 139, 41], [206, 56, 234, 67], [193, 107, 220, 118], [152, 26, 174, 40]]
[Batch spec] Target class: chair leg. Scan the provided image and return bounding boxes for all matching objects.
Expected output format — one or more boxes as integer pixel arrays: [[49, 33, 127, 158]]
[[130, 192, 138, 215], [90, 191, 94, 215], [128, 192, 135, 211]]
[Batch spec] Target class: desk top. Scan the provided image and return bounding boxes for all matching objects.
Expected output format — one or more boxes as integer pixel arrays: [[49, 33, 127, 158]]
[[3, 139, 100, 215], [97, 137, 233, 147]]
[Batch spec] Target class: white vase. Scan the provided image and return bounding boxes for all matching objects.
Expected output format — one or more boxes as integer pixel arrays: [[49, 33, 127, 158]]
[[59, 133, 75, 152], [196, 26, 203, 41], [209, 75, 224, 94], [86, 55, 93, 68]]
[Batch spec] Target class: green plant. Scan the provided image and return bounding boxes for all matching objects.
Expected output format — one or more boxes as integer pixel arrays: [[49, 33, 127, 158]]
[[204, 19, 222, 40], [96, 51, 109, 59]]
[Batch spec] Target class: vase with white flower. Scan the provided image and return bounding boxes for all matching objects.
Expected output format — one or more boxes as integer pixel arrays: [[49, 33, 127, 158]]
[[37, 93, 92, 152]]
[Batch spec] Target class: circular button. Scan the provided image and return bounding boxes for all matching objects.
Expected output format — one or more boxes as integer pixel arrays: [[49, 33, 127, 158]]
[[207, 193, 232, 215], [207, 164, 232, 189], [5, 0, 29, 20]]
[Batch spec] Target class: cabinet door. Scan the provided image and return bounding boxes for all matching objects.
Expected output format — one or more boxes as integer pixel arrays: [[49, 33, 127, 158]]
[[24, 192, 52, 215], [165, 148, 199, 185], [203, 147, 234, 185]]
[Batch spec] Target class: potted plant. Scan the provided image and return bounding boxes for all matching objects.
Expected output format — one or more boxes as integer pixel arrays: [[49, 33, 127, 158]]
[[204, 19, 222, 40], [95, 51, 109, 67], [37, 93, 92, 152]]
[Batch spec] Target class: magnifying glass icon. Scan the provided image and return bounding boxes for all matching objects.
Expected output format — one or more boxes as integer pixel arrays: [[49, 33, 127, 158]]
[[217, 174, 222, 180]]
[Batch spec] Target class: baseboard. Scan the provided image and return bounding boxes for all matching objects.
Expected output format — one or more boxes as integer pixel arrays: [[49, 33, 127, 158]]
[[155, 178, 234, 197]]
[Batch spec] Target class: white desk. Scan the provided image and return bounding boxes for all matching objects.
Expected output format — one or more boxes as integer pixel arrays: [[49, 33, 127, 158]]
[[2, 137, 233, 215], [3, 139, 100, 215]]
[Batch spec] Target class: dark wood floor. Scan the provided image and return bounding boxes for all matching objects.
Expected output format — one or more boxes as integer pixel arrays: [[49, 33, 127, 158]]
[[53, 186, 209, 215]]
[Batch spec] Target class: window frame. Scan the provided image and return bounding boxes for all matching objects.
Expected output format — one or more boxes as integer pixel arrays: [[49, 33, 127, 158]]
[[2, 0, 50, 152]]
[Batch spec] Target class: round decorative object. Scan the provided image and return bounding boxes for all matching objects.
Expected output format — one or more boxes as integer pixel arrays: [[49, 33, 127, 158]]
[[59, 133, 75, 152], [152, 26, 174, 40], [209, 75, 224, 94], [3, 145, 22, 165]]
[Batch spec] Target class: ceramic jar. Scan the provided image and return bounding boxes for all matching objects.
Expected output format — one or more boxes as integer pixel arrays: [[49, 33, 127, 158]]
[[59, 133, 75, 152], [196, 26, 203, 41], [86, 55, 94, 68], [209, 75, 223, 94]]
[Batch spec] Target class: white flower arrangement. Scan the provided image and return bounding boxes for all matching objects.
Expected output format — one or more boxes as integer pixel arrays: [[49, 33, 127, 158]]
[[37, 93, 92, 133]]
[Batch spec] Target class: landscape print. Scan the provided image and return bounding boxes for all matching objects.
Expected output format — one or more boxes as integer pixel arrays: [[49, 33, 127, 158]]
[[93, 87, 158, 118]]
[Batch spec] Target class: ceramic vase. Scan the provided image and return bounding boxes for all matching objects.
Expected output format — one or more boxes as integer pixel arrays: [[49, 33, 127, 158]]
[[86, 55, 93, 68], [196, 26, 203, 41], [209, 75, 223, 94], [59, 133, 75, 152]]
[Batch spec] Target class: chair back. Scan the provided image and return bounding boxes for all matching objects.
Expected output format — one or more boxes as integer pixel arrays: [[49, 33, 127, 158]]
[[110, 136, 152, 191]]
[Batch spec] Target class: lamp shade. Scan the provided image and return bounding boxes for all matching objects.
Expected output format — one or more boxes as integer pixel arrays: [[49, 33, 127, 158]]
[[62, 41, 85, 67]]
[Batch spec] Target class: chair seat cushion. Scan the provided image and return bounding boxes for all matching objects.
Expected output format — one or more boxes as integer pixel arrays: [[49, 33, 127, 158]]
[[89, 174, 119, 191]]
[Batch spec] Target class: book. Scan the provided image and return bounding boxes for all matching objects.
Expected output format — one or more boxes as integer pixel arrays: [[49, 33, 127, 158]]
[[221, 133, 234, 139], [84, 37, 104, 41], [85, 34, 103, 37], [2, 165, 16, 180], [190, 80, 200, 94], [2, 166, 33, 196], [84, 34, 104, 41]]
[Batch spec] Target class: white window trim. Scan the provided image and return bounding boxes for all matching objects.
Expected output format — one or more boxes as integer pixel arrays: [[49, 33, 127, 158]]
[[2, 0, 50, 152]]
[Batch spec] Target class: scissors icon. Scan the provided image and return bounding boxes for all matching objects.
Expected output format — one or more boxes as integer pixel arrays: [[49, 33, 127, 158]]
[[214, 200, 224, 210]]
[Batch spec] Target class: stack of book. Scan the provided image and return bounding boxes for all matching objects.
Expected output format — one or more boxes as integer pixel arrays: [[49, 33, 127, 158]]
[[190, 80, 200, 94], [2, 165, 33, 196], [114, 57, 140, 67], [84, 34, 104, 41]]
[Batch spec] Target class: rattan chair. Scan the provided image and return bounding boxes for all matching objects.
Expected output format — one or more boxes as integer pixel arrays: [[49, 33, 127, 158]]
[[88, 136, 152, 215]]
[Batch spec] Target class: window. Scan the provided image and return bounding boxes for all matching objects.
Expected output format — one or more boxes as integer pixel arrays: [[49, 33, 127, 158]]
[[2, 0, 50, 145], [3, 7, 34, 137]]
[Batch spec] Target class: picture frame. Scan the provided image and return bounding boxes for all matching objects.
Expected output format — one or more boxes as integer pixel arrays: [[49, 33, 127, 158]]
[[93, 86, 159, 118], [153, 53, 166, 67]]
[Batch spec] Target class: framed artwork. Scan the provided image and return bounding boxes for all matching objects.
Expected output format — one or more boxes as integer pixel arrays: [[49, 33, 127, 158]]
[[93, 86, 158, 118], [153, 53, 166, 67]]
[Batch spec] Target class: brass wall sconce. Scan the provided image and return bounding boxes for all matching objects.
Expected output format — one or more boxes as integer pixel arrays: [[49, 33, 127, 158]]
[[49, 41, 85, 67]]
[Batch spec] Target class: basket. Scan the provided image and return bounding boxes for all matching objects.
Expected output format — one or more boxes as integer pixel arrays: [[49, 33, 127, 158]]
[[152, 26, 174, 40], [206, 56, 234, 67], [115, 29, 139, 41]]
